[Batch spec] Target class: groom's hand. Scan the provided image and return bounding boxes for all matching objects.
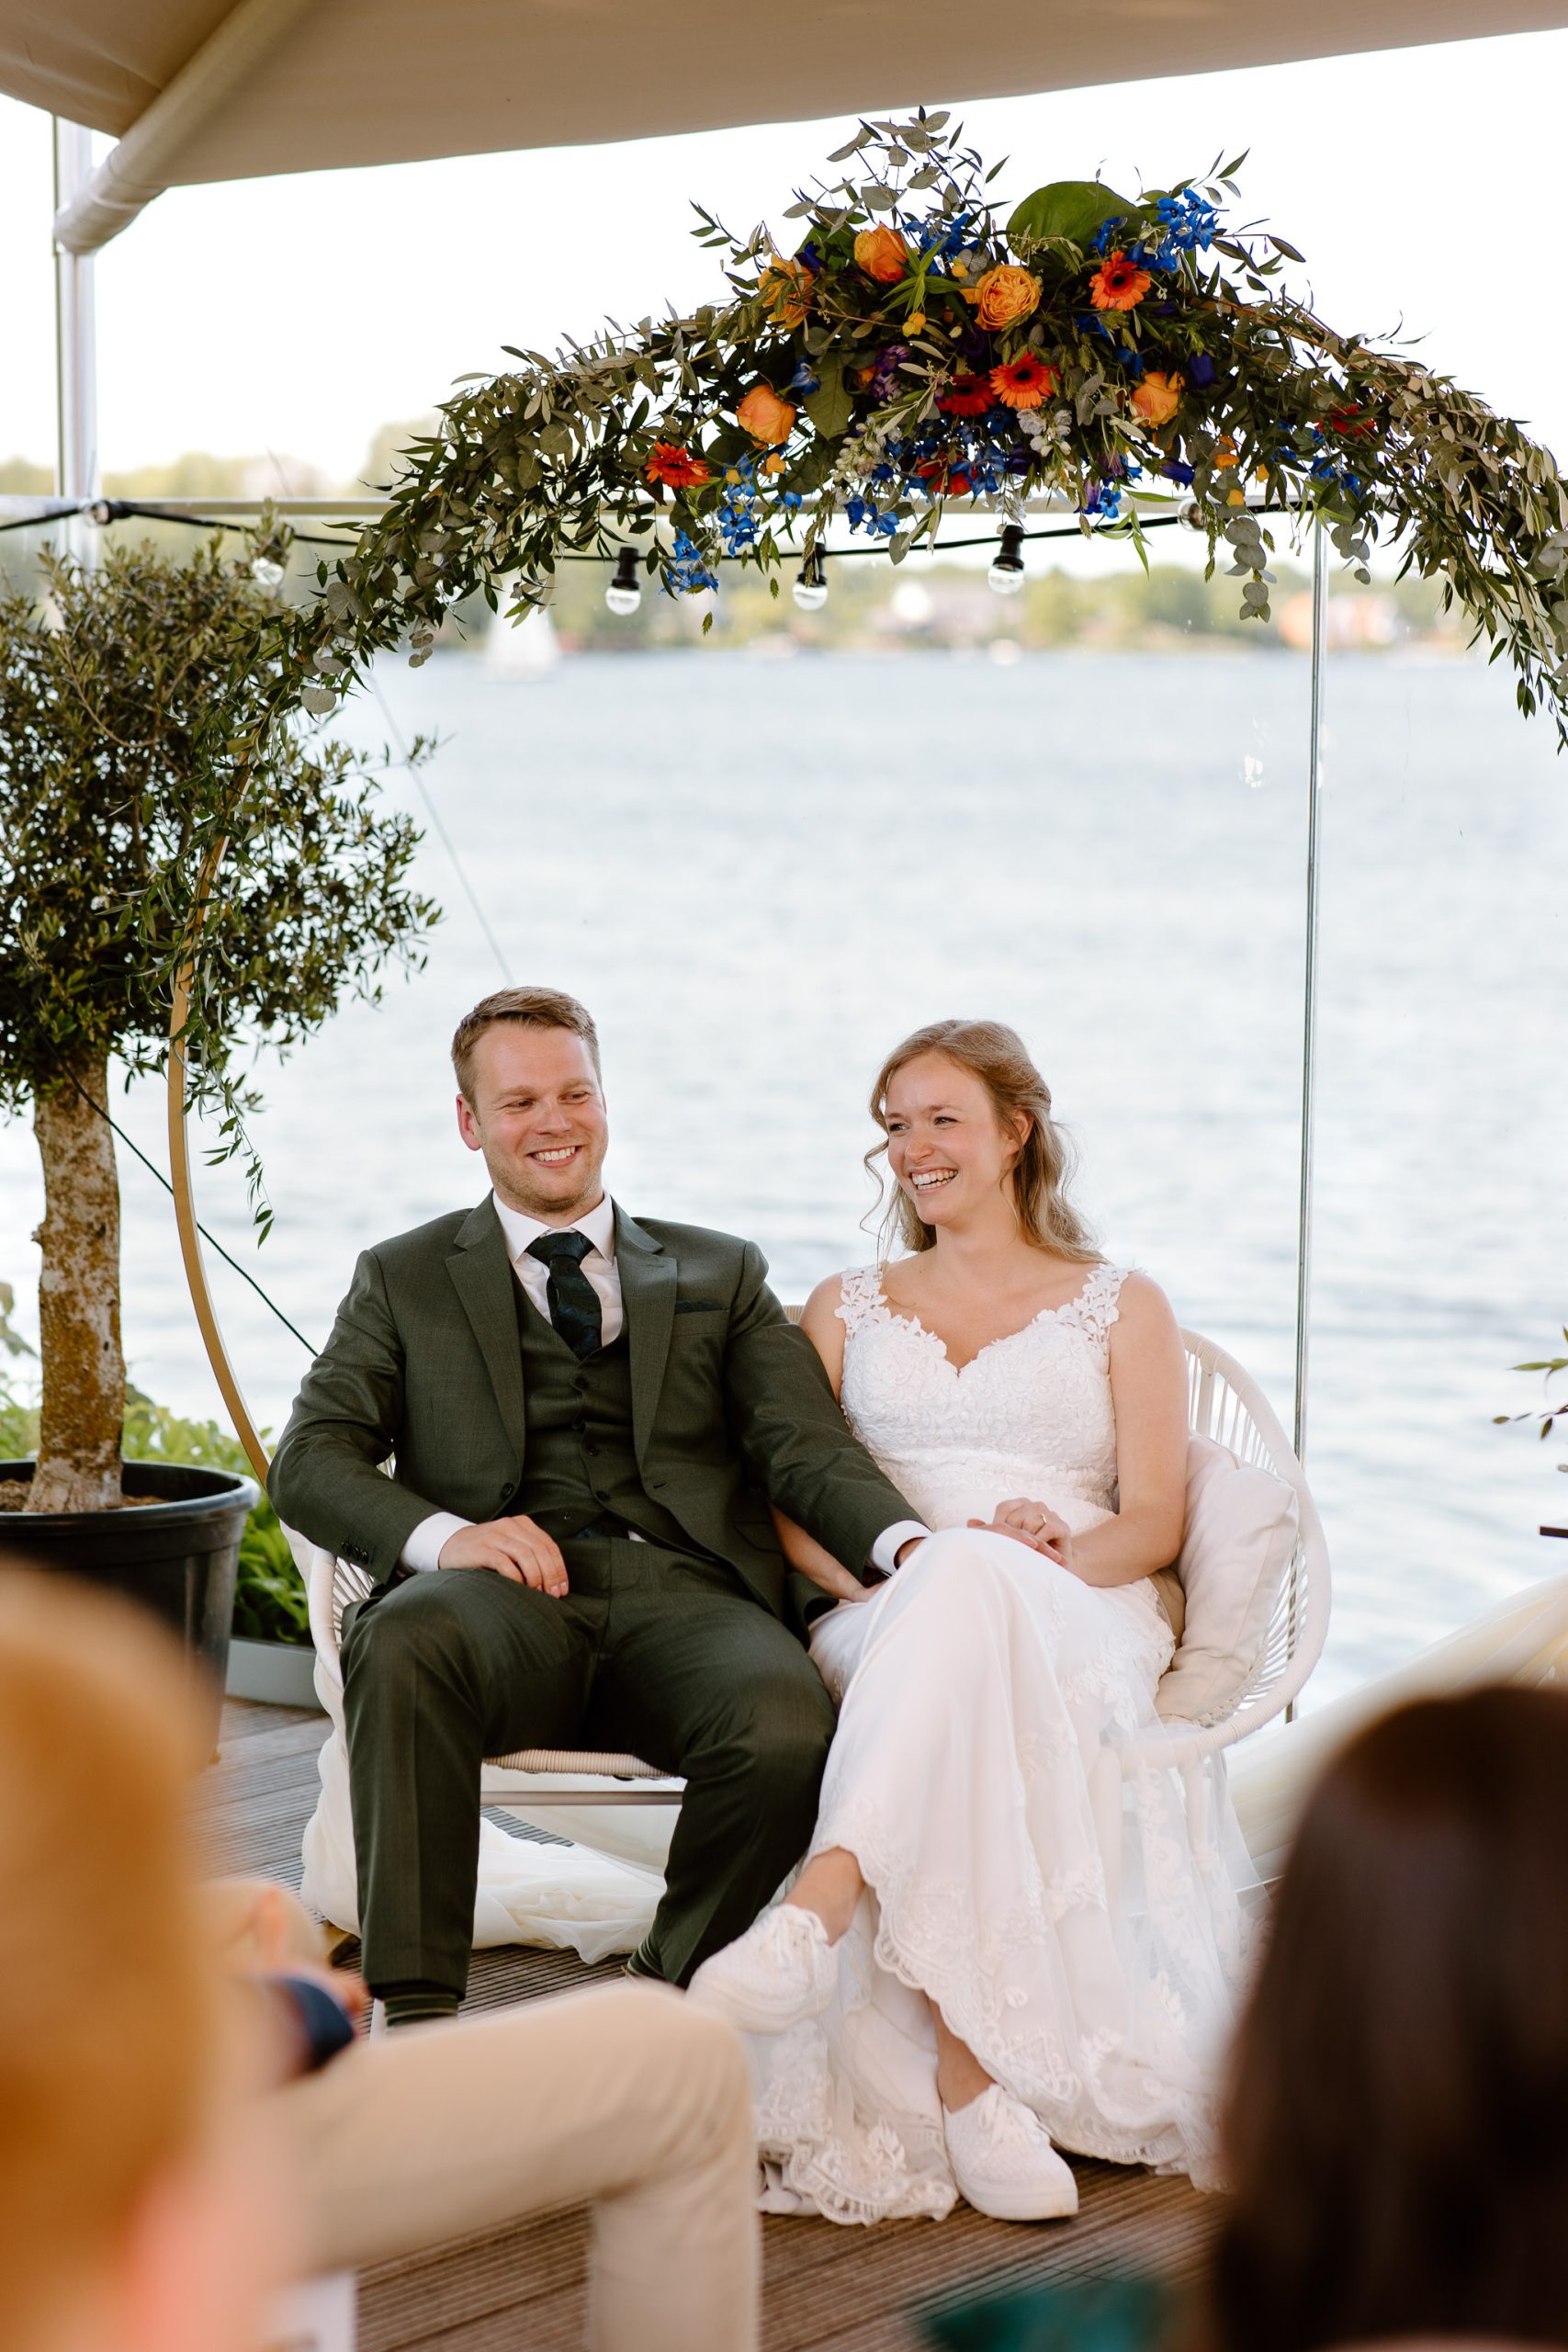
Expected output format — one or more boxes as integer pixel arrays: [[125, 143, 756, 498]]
[[438, 1515, 570, 1596]]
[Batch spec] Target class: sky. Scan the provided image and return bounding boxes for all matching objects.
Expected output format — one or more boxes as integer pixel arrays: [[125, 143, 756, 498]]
[[2, 26, 1567, 490]]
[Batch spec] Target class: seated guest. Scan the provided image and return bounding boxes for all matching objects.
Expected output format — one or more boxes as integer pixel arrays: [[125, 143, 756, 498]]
[[1210, 1685, 1568, 2352], [0, 1561, 759, 2352], [0, 1569, 286, 2352], [220, 1877, 759, 2352]]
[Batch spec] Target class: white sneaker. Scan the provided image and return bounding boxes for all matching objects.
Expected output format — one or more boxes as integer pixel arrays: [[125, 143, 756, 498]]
[[942, 2085, 1079, 2222], [687, 1904, 838, 2034]]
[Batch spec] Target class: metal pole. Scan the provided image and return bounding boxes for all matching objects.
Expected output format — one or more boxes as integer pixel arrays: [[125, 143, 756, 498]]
[[52, 119, 100, 561], [1294, 521, 1328, 1463]]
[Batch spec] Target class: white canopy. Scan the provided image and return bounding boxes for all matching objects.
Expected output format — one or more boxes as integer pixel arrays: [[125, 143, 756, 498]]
[[6, 0, 1567, 254]]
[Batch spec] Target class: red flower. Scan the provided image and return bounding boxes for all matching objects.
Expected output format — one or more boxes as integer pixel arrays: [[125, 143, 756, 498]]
[[1089, 249, 1153, 311], [1326, 406, 1376, 440], [937, 373, 996, 417], [989, 353, 1060, 410], [645, 441, 710, 490], [916, 456, 975, 495]]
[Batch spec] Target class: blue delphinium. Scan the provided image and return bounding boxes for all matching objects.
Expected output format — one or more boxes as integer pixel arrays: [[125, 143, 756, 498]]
[[790, 358, 820, 395], [667, 529, 717, 594], [1188, 351, 1217, 388], [1155, 190, 1220, 253]]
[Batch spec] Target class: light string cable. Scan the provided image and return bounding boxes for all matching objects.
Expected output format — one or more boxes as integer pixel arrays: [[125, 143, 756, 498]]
[[361, 667, 513, 988], [62, 1068, 320, 1356]]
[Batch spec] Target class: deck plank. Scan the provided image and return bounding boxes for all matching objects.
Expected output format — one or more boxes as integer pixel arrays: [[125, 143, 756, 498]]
[[204, 1700, 1217, 2349]]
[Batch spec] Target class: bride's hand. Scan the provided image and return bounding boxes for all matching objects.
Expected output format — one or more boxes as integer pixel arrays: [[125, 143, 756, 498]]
[[976, 1498, 1075, 1571]]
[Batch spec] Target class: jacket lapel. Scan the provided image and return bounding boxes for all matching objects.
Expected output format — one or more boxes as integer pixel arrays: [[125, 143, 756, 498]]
[[615, 1206, 675, 1468], [446, 1198, 527, 1461]]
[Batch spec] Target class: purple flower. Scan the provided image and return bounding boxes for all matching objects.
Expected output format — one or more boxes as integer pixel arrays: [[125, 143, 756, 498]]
[[1188, 352, 1217, 388]]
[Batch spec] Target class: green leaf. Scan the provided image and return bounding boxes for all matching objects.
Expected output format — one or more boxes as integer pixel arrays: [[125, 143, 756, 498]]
[[804, 357, 855, 441], [1006, 179, 1136, 253]]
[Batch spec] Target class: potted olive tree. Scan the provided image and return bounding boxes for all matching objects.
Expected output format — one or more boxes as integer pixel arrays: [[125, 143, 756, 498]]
[[0, 537, 437, 1716]]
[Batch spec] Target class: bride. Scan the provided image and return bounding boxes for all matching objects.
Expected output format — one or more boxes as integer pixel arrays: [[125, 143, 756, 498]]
[[690, 1018, 1251, 2224]]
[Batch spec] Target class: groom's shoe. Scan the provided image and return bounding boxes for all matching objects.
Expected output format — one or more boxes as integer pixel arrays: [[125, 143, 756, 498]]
[[943, 2086, 1079, 2222], [687, 1904, 838, 2034]]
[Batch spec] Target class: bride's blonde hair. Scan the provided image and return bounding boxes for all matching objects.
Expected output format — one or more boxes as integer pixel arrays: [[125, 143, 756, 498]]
[[865, 1018, 1100, 1261]]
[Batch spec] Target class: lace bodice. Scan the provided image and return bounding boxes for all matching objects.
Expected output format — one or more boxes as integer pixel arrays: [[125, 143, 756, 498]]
[[837, 1261, 1126, 1534]]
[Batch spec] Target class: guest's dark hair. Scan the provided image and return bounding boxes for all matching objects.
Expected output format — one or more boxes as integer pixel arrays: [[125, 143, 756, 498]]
[[451, 986, 601, 1102], [1209, 1685, 1568, 2352]]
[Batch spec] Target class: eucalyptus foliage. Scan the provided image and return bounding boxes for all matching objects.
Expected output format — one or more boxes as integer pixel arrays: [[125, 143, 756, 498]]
[[0, 539, 441, 1232], [290, 112, 1568, 742]]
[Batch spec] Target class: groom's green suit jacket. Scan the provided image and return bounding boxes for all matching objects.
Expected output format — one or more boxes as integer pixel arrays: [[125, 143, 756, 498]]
[[267, 1199, 914, 1632]]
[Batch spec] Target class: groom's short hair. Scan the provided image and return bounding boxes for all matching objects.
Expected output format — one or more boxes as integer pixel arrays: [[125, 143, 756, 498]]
[[451, 987, 602, 1102]]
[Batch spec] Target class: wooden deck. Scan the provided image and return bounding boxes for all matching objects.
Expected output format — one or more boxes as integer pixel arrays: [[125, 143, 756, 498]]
[[202, 1700, 1218, 2351]]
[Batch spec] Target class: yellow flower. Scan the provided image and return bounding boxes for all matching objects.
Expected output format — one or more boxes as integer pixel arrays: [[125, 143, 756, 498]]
[[1226, 488, 1247, 505], [1131, 369, 1183, 427], [974, 265, 1042, 331], [853, 225, 908, 284], [761, 452, 787, 475], [759, 254, 814, 330], [736, 384, 796, 447], [906, 311, 927, 334]]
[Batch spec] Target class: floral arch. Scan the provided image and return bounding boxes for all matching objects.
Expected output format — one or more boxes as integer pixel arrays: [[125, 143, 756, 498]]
[[276, 110, 1568, 745]]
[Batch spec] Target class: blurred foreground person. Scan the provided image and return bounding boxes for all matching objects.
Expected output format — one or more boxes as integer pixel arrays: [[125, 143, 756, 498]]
[[0, 1554, 756, 2352], [0, 1570, 287, 2352], [1212, 1686, 1568, 2352]]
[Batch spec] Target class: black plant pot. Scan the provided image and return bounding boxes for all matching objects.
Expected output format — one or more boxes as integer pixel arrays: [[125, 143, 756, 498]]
[[0, 1460, 258, 1743]]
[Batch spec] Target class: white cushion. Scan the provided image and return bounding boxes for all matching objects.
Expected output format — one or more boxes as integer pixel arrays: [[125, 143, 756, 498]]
[[1153, 1433, 1300, 1725]]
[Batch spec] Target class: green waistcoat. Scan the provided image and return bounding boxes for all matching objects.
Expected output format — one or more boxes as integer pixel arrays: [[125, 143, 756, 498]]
[[509, 1282, 697, 1554]]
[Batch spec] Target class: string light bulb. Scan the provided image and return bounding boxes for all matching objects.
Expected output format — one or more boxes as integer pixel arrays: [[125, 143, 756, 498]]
[[604, 548, 643, 616], [987, 524, 1027, 597], [793, 549, 829, 611]]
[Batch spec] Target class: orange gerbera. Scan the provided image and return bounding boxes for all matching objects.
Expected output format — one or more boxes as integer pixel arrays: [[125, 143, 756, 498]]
[[989, 353, 1060, 409], [1089, 249, 1154, 311], [645, 441, 711, 491]]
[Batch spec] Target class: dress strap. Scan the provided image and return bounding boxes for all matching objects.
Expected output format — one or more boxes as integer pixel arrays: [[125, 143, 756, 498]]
[[1067, 1262, 1128, 1351], [834, 1264, 887, 1339]]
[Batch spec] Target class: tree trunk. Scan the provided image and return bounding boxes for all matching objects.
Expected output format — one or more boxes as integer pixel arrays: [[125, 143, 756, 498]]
[[29, 1050, 125, 1511]]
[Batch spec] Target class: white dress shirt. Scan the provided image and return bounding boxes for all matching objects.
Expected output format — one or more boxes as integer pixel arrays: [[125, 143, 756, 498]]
[[400, 1192, 925, 1575]]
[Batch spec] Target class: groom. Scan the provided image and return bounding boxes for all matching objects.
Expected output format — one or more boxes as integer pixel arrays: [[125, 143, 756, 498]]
[[268, 986, 925, 2022]]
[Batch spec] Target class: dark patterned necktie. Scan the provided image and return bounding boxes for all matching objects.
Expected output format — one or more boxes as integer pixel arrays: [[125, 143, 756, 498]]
[[525, 1230, 604, 1360]]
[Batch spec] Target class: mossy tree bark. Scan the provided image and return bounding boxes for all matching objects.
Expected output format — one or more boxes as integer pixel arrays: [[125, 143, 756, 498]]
[[29, 1051, 124, 1510]]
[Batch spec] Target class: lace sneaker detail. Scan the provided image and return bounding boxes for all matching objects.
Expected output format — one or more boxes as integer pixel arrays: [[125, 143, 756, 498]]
[[835, 1263, 889, 1340]]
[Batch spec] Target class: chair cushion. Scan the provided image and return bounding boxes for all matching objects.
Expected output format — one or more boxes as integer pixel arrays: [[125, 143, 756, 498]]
[[1153, 1433, 1300, 1725]]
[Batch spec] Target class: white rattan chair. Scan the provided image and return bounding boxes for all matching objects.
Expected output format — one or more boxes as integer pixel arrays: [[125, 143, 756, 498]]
[[299, 1317, 1328, 1806]]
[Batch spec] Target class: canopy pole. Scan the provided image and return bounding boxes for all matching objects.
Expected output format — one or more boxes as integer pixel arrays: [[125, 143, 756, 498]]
[[1284, 523, 1327, 1724], [1294, 521, 1329, 1460], [51, 0, 319, 257], [52, 119, 99, 560]]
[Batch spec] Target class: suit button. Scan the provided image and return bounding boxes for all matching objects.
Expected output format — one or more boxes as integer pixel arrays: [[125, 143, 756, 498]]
[[572, 1418, 587, 1435]]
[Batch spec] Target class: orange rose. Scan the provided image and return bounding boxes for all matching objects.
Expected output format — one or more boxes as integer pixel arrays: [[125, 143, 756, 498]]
[[974, 265, 1042, 331], [1131, 370, 1183, 426], [853, 225, 908, 284], [736, 384, 796, 447], [760, 255, 813, 330]]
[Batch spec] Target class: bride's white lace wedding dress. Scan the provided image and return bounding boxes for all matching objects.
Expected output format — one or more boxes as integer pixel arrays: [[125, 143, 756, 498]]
[[746, 1261, 1251, 2222]]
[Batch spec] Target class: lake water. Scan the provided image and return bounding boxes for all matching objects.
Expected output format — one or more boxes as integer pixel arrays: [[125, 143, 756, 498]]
[[3, 642, 1564, 1709]]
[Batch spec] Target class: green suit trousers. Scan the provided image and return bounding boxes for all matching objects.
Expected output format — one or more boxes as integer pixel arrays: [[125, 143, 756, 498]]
[[343, 1535, 839, 1994]]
